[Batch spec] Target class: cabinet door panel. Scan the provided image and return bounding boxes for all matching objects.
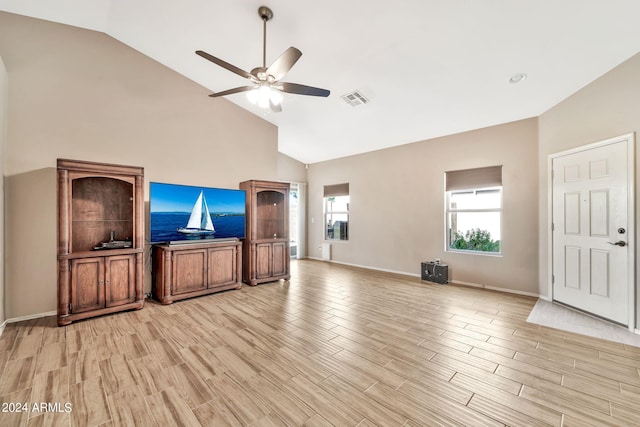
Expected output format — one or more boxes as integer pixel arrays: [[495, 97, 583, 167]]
[[255, 243, 272, 279], [105, 255, 136, 307], [71, 258, 105, 313], [272, 242, 287, 276], [172, 249, 207, 294], [255, 191, 286, 239], [208, 247, 236, 287]]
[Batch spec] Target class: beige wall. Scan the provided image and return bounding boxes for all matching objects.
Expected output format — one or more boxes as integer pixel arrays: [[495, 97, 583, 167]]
[[0, 56, 6, 326], [0, 12, 293, 318], [308, 118, 539, 294], [278, 153, 307, 183], [538, 52, 640, 327]]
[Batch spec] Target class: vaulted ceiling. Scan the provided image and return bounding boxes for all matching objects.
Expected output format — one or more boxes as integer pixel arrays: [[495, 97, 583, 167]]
[[2, 1, 639, 163]]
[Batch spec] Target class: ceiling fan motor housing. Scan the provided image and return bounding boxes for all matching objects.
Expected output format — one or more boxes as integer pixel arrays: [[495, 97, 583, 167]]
[[250, 66, 271, 82]]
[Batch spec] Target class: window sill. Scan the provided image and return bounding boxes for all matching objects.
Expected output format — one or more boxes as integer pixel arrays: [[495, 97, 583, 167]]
[[446, 249, 502, 257]]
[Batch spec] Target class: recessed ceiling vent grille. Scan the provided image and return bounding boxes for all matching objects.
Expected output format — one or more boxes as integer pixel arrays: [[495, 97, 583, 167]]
[[341, 90, 369, 107]]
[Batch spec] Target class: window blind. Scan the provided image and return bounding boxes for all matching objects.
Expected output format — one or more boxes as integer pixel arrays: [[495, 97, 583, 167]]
[[445, 166, 502, 191], [323, 183, 349, 197]]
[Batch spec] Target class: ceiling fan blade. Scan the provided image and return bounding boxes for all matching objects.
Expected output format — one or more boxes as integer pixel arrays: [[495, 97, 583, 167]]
[[208, 86, 256, 97], [196, 50, 255, 81], [280, 82, 330, 97], [267, 47, 302, 80]]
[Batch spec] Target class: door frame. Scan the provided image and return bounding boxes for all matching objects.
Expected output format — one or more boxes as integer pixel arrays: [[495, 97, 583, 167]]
[[547, 132, 636, 330], [289, 181, 307, 259]]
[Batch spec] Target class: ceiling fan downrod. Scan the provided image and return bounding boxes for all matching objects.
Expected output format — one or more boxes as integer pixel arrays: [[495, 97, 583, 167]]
[[258, 6, 273, 69]]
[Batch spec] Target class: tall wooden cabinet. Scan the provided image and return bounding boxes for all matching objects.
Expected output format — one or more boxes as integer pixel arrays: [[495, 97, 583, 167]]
[[57, 159, 144, 326], [240, 180, 290, 286]]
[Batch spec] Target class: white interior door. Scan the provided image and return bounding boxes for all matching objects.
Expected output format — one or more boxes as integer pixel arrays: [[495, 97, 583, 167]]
[[552, 136, 633, 325]]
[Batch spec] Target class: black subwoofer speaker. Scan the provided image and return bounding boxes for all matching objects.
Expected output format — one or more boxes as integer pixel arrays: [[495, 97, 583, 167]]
[[421, 261, 448, 284]]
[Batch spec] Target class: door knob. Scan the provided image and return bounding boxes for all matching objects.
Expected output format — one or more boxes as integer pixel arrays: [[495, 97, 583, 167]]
[[607, 241, 626, 247]]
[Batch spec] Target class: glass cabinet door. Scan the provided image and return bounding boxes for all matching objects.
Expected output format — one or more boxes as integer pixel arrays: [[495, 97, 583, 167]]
[[256, 190, 285, 239]]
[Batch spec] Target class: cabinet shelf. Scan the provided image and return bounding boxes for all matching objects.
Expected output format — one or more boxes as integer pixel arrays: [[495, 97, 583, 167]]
[[72, 220, 132, 222], [60, 248, 143, 260]]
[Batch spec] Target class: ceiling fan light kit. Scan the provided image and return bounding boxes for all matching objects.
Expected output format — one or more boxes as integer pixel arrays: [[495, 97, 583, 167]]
[[196, 6, 330, 112], [247, 86, 283, 109]]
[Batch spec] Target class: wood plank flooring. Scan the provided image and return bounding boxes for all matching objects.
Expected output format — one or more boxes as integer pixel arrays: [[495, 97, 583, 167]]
[[1, 259, 639, 426]]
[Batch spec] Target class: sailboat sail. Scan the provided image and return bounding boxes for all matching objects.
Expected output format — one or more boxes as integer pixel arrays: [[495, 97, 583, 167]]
[[201, 195, 214, 231], [178, 191, 215, 234]]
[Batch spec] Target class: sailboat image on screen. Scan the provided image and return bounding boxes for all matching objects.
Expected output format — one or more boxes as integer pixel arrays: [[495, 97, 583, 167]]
[[177, 191, 216, 235]]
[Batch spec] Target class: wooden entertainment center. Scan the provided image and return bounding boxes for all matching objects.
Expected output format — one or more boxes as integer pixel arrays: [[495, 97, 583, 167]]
[[152, 240, 242, 304], [152, 178, 290, 300], [57, 159, 287, 321]]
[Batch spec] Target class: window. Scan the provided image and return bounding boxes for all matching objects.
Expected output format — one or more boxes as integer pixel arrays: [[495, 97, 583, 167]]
[[324, 183, 349, 241], [445, 166, 502, 254]]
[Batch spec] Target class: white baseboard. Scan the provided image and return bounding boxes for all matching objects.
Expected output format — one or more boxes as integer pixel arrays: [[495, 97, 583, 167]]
[[304, 257, 540, 298], [306, 256, 421, 278], [5, 311, 56, 325], [0, 311, 57, 338], [450, 279, 540, 298]]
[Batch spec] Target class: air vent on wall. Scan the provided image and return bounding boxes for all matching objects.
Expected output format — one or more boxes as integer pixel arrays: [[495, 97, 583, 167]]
[[341, 90, 369, 107]]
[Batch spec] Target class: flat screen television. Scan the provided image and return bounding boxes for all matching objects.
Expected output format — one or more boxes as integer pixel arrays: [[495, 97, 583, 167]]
[[149, 182, 246, 244]]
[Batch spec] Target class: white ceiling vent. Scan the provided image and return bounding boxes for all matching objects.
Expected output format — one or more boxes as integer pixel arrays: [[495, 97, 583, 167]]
[[341, 90, 369, 107]]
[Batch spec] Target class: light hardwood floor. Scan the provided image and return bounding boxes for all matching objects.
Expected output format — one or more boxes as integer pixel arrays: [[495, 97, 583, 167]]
[[1, 259, 639, 426]]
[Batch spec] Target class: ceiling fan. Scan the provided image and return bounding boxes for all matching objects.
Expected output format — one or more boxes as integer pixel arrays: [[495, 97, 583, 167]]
[[196, 6, 330, 112]]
